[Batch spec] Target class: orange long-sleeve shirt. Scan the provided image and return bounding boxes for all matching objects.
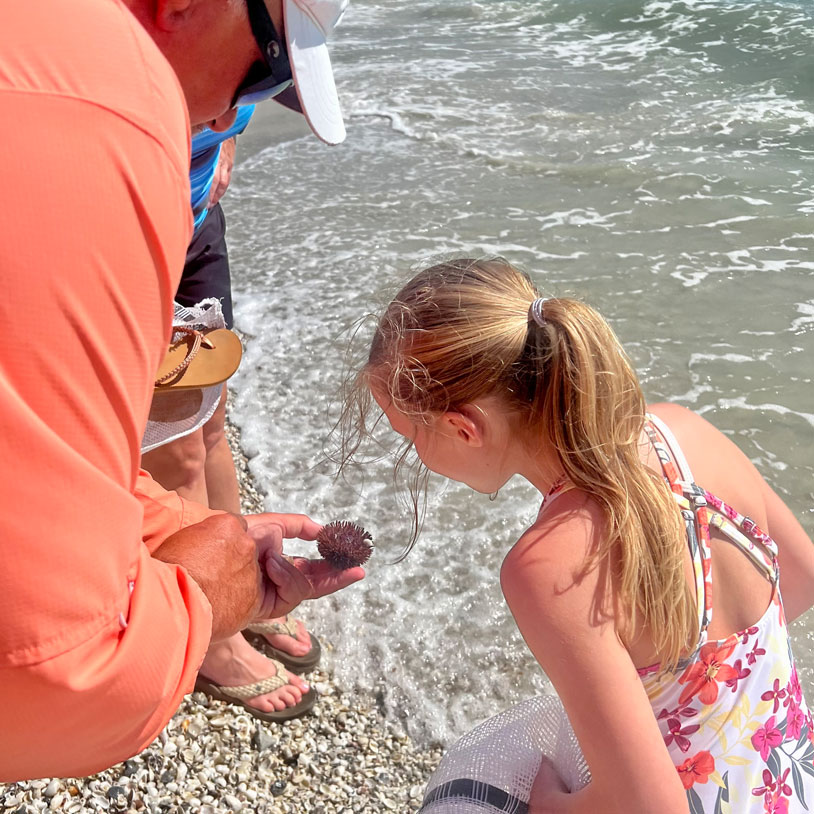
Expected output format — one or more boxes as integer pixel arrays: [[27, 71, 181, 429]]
[[0, 0, 217, 780]]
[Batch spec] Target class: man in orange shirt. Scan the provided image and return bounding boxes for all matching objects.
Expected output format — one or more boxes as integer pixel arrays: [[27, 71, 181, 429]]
[[0, 0, 359, 781]]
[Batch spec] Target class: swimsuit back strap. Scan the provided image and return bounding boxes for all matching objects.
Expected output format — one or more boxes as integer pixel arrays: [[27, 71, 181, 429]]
[[647, 414, 696, 485], [703, 490, 778, 579], [648, 416, 777, 577], [644, 415, 713, 641], [708, 513, 777, 581]]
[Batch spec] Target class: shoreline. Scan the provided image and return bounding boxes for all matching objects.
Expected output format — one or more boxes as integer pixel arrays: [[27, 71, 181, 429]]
[[0, 418, 441, 814]]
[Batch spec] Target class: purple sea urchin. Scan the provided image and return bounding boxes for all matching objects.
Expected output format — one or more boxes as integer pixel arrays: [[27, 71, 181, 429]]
[[316, 521, 373, 570]]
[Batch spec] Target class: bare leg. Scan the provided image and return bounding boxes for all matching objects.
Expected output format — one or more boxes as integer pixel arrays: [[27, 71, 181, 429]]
[[142, 427, 208, 505], [143, 389, 314, 710], [201, 385, 241, 514]]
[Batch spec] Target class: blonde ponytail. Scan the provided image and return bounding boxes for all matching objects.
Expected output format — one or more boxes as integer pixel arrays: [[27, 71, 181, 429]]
[[524, 298, 695, 667]]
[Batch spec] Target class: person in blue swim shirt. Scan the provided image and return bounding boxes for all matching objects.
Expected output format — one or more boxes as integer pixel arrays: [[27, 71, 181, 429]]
[[183, 105, 256, 327], [142, 104, 326, 723]]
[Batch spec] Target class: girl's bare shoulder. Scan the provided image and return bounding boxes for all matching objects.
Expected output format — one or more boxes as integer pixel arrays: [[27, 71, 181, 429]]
[[501, 489, 608, 602], [647, 401, 718, 440], [646, 401, 766, 497]]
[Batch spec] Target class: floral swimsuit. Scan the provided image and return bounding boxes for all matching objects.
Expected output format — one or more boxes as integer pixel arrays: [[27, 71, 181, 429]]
[[639, 414, 814, 814]]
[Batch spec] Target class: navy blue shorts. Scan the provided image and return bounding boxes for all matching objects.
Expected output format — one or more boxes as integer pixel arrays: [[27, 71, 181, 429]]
[[175, 203, 233, 328]]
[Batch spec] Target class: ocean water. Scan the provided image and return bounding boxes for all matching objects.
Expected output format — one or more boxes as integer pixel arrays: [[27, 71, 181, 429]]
[[223, 0, 814, 747]]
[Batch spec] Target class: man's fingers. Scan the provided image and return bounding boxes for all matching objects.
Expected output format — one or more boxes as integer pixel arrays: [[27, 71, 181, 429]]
[[245, 512, 323, 543], [291, 559, 365, 598], [256, 551, 313, 619], [255, 554, 365, 621], [264, 552, 312, 594]]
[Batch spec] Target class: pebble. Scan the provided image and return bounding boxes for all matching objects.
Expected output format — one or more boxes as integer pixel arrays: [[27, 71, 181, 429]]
[[251, 725, 276, 753], [0, 418, 442, 814], [122, 760, 140, 778]]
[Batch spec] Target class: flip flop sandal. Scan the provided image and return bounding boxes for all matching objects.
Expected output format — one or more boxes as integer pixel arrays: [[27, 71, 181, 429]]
[[243, 616, 322, 673], [154, 326, 243, 391], [194, 659, 317, 723]]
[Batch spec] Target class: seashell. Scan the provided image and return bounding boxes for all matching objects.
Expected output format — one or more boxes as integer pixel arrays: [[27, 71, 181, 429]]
[[186, 721, 203, 738], [223, 794, 242, 812], [47, 780, 63, 798]]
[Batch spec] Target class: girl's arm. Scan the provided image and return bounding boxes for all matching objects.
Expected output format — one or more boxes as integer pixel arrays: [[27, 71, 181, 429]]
[[501, 493, 687, 814]]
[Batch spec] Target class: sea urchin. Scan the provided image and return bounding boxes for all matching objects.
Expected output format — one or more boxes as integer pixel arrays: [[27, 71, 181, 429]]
[[316, 521, 373, 570]]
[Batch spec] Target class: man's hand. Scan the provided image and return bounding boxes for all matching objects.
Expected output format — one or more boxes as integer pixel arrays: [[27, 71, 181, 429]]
[[153, 512, 365, 642], [246, 513, 365, 620], [152, 513, 260, 641], [208, 137, 236, 208]]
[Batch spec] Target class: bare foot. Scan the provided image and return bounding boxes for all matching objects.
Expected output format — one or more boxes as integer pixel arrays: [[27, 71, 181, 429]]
[[261, 616, 313, 658], [200, 632, 310, 713]]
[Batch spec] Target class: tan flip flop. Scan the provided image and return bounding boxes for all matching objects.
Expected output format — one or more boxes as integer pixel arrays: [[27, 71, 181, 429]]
[[194, 659, 316, 723], [154, 326, 243, 391], [244, 616, 322, 673]]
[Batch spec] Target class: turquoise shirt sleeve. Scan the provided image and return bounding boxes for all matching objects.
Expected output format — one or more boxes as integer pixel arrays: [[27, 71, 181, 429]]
[[189, 106, 256, 230]]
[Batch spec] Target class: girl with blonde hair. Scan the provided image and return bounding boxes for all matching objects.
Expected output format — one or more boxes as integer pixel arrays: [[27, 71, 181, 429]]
[[343, 257, 814, 813]]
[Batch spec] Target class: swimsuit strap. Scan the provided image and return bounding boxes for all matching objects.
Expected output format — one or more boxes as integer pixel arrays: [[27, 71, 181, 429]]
[[644, 415, 713, 643], [644, 415, 780, 644], [536, 474, 572, 521], [703, 492, 777, 581], [545, 474, 569, 503], [646, 414, 696, 485], [644, 415, 776, 579]]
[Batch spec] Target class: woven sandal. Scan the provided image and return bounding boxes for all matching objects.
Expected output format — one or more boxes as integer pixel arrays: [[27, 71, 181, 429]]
[[194, 658, 316, 723], [243, 615, 322, 673]]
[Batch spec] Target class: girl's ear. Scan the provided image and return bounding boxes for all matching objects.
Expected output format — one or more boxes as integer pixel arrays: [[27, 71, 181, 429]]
[[440, 406, 485, 447]]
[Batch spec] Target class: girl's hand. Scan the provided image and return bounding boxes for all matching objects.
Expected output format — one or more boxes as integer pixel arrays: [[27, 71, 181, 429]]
[[528, 757, 570, 813]]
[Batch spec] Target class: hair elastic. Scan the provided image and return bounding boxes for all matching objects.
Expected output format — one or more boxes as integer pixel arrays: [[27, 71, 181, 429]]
[[529, 297, 550, 328]]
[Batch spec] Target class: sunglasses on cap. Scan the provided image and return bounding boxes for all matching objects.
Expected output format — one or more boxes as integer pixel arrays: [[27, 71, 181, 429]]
[[232, 0, 294, 108]]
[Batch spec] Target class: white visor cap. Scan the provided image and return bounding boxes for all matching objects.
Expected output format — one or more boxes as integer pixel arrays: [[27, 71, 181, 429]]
[[281, 0, 348, 145]]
